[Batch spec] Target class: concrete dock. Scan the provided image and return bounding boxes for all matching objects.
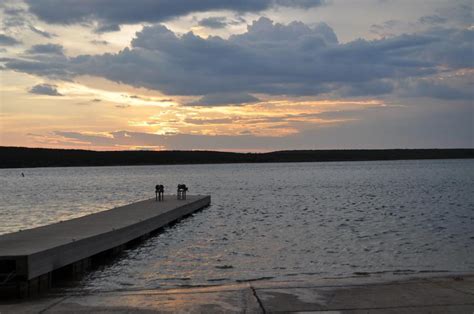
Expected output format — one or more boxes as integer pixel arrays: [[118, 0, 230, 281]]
[[0, 195, 210, 297], [0, 274, 473, 313]]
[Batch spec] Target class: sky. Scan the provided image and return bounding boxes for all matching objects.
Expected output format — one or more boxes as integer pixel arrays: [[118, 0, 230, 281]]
[[0, 0, 472, 152]]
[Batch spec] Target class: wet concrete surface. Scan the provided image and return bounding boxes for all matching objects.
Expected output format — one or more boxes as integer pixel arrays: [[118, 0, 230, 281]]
[[1, 274, 473, 313]]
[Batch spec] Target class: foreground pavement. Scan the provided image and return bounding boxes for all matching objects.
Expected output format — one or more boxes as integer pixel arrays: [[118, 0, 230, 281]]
[[1, 273, 473, 313]]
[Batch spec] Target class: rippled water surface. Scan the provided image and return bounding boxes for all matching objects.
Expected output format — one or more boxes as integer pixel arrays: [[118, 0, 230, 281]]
[[1, 159, 473, 291]]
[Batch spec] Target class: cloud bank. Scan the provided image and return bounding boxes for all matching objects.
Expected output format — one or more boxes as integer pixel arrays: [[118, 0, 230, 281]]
[[5, 17, 472, 104], [26, 0, 325, 27]]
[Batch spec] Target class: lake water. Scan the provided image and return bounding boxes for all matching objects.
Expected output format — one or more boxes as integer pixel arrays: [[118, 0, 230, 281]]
[[1, 159, 473, 291]]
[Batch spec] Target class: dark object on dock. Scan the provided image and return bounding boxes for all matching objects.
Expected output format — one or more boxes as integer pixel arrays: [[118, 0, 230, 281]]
[[155, 184, 164, 201], [177, 184, 188, 200]]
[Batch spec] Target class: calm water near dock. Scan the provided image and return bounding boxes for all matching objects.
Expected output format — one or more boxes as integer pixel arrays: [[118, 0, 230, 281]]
[[1, 159, 473, 291]]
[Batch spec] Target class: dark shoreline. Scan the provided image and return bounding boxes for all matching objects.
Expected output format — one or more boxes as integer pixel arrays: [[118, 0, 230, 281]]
[[1, 146, 473, 169]]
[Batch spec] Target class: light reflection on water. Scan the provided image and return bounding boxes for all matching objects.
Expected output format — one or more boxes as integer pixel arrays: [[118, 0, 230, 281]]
[[0, 159, 473, 291]]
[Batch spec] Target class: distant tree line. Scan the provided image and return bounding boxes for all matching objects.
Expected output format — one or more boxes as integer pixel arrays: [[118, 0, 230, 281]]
[[0, 147, 472, 169]]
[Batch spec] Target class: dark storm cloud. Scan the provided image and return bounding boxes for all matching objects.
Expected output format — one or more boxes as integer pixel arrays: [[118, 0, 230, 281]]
[[198, 17, 228, 29], [4, 18, 473, 103], [29, 83, 63, 96], [26, 0, 325, 27], [27, 43, 64, 55], [0, 34, 21, 46]]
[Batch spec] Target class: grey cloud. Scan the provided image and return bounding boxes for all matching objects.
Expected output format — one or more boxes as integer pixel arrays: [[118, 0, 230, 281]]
[[27, 43, 64, 55], [0, 34, 21, 46], [436, 1, 473, 27], [94, 23, 120, 34], [1, 6, 56, 38], [419, 15, 447, 25], [6, 57, 71, 79], [5, 18, 473, 101], [90, 39, 109, 45], [274, 0, 325, 8], [198, 17, 228, 29], [185, 118, 235, 125], [187, 93, 260, 106], [369, 20, 402, 37], [29, 25, 56, 38], [128, 95, 173, 102], [339, 80, 394, 97], [401, 78, 474, 101], [1, 7, 27, 29], [26, 0, 325, 29], [29, 83, 63, 96]]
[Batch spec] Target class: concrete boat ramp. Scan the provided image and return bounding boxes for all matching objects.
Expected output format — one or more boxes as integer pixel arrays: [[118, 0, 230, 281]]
[[1, 274, 473, 313], [0, 195, 210, 297]]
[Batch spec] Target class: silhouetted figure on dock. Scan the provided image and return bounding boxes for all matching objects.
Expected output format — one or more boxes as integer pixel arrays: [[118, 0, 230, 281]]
[[21, 172, 25, 177], [155, 184, 164, 201], [177, 184, 188, 200]]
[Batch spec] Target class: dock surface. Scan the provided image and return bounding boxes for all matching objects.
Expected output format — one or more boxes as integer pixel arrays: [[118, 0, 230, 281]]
[[0, 195, 210, 289]]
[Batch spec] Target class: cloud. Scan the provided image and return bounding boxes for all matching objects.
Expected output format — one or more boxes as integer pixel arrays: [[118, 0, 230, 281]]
[[54, 130, 286, 150], [339, 80, 394, 97], [187, 93, 260, 106], [198, 16, 228, 29], [26, 0, 325, 29], [0, 34, 21, 46], [29, 83, 63, 96], [29, 25, 56, 38], [94, 23, 120, 34], [185, 117, 235, 125], [401, 78, 474, 101], [418, 15, 447, 25], [26, 43, 64, 55], [90, 39, 109, 45], [1, 6, 56, 38], [4, 18, 473, 101]]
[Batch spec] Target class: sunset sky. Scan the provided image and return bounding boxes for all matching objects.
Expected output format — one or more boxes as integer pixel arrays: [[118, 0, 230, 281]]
[[0, 0, 472, 151]]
